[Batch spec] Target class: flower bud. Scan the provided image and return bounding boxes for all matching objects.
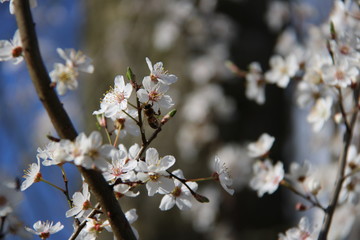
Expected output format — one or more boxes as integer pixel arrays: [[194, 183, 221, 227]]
[[305, 177, 321, 196], [193, 192, 210, 203], [95, 114, 107, 128], [161, 109, 177, 125], [295, 202, 308, 211]]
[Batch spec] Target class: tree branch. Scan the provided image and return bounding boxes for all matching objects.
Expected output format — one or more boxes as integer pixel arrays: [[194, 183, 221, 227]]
[[318, 85, 360, 240], [13, 0, 136, 239]]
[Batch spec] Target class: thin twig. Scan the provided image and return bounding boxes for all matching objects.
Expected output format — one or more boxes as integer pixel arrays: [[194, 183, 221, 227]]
[[60, 166, 73, 207], [13, 1, 136, 239], [122, 109, 139, 124], [318, 85, 360, 240], [280, 180, 326, 211], [59, 166, 80, 226], [135, 127, 162, 160], [104, 127, 112, 145], [136, 98, 147, 145], [166, 170, 197, 195], [338, 88, 351, 131]]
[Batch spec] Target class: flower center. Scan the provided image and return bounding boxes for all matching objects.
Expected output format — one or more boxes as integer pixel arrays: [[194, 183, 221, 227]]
[[212, 172, 219, 181], [300, 231, 310, 240], [149, 91, 161, 102], [149, 173, 160, 182], [73, 147, 81, 158], [348, 161, 357, 170], [172, 186, 182, 197], [335, 70, 345, 80], [347, 181, 355, 192], [83, 200, 91, 210], [0, 195, 7, 207], [115, 192, 124, 199], [40, 232, 50, 239], [12, 46, 23, 58], [35, 172, 42, 182], [94, 223, 103, 232], [88, 149, 99, 158], [280, 66, 288, 75], [150, 74, 158, 82], [112, 167, 123, 176], [115, 118, 126, 130], [113, 90, 125, 103], [340, 45, 350, 55], [59, 71, 73, 83], [297, 176, 306, 182]]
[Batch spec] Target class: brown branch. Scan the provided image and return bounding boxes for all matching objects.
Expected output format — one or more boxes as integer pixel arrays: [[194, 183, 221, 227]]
[[13, 0, 136, 239], [318, 85, 360, 240], [135, 126, 162, 160], [280, 180, 325, 211], [338, 88, 351, 131]]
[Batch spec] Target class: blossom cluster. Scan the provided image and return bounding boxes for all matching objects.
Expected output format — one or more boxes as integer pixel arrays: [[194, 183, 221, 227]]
[[15, 57, 235, 239], [49, 48, 94, 95], [240, 0, 360, 239], [8, 0, 360, 238], [0, 7, 236, 235]]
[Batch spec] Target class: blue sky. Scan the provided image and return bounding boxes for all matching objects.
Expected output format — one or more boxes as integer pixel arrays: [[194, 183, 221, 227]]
[[0, 1, 86, 239]]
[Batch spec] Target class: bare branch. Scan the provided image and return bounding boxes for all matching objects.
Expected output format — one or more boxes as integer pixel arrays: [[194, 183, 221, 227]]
[[318, 85, 360, 240], [13, 0, 136, 239]]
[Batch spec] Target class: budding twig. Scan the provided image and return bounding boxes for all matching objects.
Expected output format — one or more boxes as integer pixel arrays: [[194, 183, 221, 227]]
[[59, 166, 75, 209], [134, 109, 176, 160], [318, 85, 360, 240], [280, 179, 325, 211]]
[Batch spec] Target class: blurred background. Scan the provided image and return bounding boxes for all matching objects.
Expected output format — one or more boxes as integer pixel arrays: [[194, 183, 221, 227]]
[[0, 0, 340, 239]]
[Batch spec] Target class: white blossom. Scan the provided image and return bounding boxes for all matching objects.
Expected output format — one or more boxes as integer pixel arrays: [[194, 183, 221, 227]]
[[339, 176, 360, 204], [125, 209, 139, 239], [265, 54, 298, 88], [0, 29, 23, 64], [65, 183, 91, 219], [112, 110, 140, 138], [247, 133, 275, 158], [21, 157, 42, 191], [113, 184, 139, 198], [304, 177, 322, 195], [159, 169, 198, 211], [321, 58, 358, 88], [1, 0, 37, 14], [81, 218, 111, 240], [103, 145, 138, 182], [245, 62, 265, 105], [250, 159, 284, 197], [49, 63, 78, 95], [296, 81, 321, 108], [307, 97, 332, 132], [137, 77, 174, 113], [265, 1, 289, 32], [93, 75, 133, 119], [146, 57, 178, 85], [278, 217, 315, 240], [57, 48, 94, 73], [37, 141, 71, 166], [0, 183, 22, 217], [213, 156, 234, 195], [137, 148, 176, 196], [71, 131, 113, 171], [25, 221, 63, 239], [288, 160, 311, 183]]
